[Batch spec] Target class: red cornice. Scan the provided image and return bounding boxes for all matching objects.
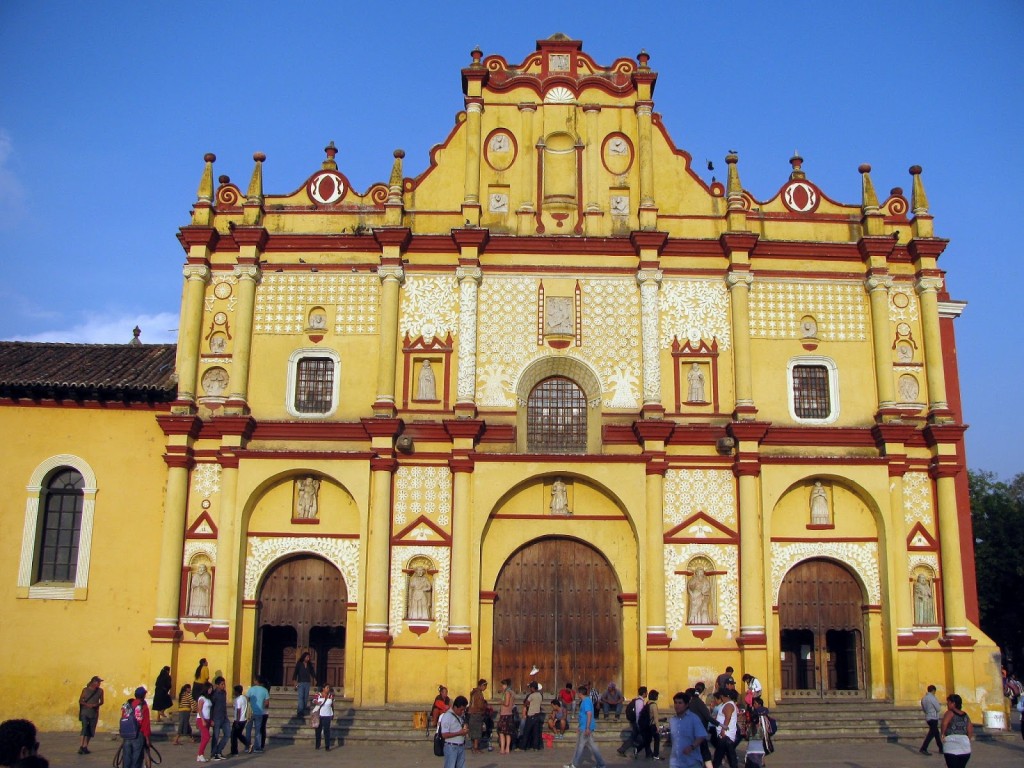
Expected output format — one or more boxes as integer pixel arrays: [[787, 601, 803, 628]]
[[630, 230, 669, 256], [361, 417, 403, 439], [0, 398, 172, 412], [370, 456, 398, 472], [908, 238, 949, 262], [761, 426, 876, 448], [373, 227, 412, 251], [451, 228, 490, 252], [857, 236, 896, 262], [231, 226, 269, 250], [923, 423, 967, 448], [719, 232, 759, 256], [177, 226, 220, 252], [444, 419, 485, 442], [253, 421, 370, 441], [633, 419, 675, 443], [211, 415, 256, 441], [158, 414, 203, 438], [727, 422, 771, 443]]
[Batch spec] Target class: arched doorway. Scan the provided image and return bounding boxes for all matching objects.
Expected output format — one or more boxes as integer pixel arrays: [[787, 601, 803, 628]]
[[778, 559, 866, 699], [255, 555, 347, 689], [492, 537, 621, 692]]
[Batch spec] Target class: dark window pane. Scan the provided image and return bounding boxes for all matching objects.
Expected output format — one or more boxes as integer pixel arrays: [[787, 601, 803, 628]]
[[527, 377, 587, 454], [295, 357, 334, 413], [793, 365, 831, 419], [36, 468, 84, 583]]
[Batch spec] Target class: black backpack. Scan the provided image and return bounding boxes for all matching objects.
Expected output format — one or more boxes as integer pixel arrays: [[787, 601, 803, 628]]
[[626, 698, 638, 724], [119, 700, 140, 739]]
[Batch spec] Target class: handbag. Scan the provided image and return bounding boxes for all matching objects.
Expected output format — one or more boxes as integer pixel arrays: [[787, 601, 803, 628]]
[[433, 724, 445, 757], [310, 710, 321, 728]]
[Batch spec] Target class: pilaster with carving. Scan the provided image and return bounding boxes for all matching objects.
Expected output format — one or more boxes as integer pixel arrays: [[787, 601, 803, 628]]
[[455, 266, 482, 412], [636, 269, 663, 407], [915, 275, 950, 417]]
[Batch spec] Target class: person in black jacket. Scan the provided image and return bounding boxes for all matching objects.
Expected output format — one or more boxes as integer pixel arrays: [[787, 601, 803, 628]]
[[686, 685, 714, 766], [292, 652, 316, 717]]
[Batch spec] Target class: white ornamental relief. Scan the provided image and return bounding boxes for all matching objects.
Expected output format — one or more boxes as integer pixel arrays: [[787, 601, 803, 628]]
[[660, 279, 732, 350], [394, 466, 452, 527], [192, 463, 222, 499], [908, 552, 939, 579], [750, 280, 868, 341], [664, 469, 737, 528], [456, 272, 480, 402], [771, 541, 880, 605], [477, 277, 541, 407], [580, 278, 642, 408], [903, 472, 934, 526], [244, 537, 360, 601], [254, 273, 379, 335], [400, 275, 459, 340], [389, 545, 452, 638], [183, 541, 217, 567], [664, 544, 739, 638], [888, 283, 920, 324]]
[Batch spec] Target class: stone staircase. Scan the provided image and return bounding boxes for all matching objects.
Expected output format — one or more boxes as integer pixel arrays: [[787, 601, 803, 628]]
[[149, 693, 1020, 746]]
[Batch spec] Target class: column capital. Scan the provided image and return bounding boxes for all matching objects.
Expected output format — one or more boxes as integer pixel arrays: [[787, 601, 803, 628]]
[[377, 264, 405, 284], [915, 275, 944, 295], [517, 102, 538, 113], [726, 270, 754, 289], [455, 265, 482, 283], [232, 263, 261, 283], [865, 273, 893, 293], [183, 264, 211, 282], [636, 268, 664, 286]]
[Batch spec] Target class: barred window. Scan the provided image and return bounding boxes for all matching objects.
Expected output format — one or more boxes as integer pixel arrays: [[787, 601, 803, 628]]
[[792, 364, 831, 419], [36, 469, 84, 583], [527, 376, 587, 454], [294, 357, 334, 413]]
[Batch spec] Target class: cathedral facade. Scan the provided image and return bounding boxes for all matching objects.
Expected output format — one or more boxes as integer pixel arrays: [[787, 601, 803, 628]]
[[0, 36, 1001, 728]]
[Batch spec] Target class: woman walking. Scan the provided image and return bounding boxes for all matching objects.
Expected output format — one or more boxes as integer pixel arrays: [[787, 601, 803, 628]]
[[195, 683, 214, 763], [154, 666, 173, 721], [711, 689, 739, 768], [642, 689, 662, 759], [193, 659, 210, 697], [293, 652, 316, 717], [174, 684, 195, 746], [313, 685, 335, 751], [497, 679, 514, 754], [940, 693, 973, 768]]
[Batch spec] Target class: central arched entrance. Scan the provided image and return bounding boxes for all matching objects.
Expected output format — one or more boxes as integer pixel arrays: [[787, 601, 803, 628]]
[[778, 558, 866, 699], [492, 537, 621, 692], [255, 555, 347, 689]]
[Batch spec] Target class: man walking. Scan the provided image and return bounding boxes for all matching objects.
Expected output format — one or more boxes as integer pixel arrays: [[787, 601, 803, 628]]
[[245, 676, 270, 753], [919, 684, 943, 755], [78, 675, 104, 754], [669, 692, 706, 768], [618, 686, 647, 757], [685, 686, 714, 767], [439, 695, 469, 768], [210, 677, 230, 760], [563, 684, 606, 768], [119, 687, 151, 768]]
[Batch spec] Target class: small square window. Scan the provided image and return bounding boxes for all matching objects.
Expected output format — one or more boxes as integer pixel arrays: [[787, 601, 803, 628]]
[[788, 358, 839, 424], [294, 357, 334, 413]]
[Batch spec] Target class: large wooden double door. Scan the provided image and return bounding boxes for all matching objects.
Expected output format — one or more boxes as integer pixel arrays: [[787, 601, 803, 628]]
[[779, 559, 866, 698], [492, 538, 621, 692], [255, 556, 347, 689]]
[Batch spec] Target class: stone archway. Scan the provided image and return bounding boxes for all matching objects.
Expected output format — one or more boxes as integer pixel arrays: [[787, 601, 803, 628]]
[[492, 537, 621, 692]]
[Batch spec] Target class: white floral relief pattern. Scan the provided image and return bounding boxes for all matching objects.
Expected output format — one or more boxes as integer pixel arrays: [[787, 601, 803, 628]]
[[903, 472, 934, 526], [388, 545, 451, 638], [750, 280, 868, 341], [477, 277, 541, 407], [770, 541, 880, 604], [192, 463, 222, 499], [888, 283, 920, 324], [394, 466, 453, 528], [665, 544, 738, 637], [400, 275, 459, 340], [183, 541, 217, 566], [660, 279, 732, 349], [908, 552, 939, 579], [253, 274, 379, 334], [664, 470, 737, 529], [244, 537, 360, 601], [580, 278, 642, 408]]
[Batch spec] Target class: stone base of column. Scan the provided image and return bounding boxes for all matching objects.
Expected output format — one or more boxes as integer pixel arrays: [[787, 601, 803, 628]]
[[206, 621, 230, 641], [372, 399, 397, 418], [737, 628, 767, 647], [445, 626, 472, 645], [938, 633, 977, 648], [363, 624, 391, 644], [453, 401, 477, 419], [645, 628, 671, 647], [148, 620, 183, 641], [733, 403, 758, 420]]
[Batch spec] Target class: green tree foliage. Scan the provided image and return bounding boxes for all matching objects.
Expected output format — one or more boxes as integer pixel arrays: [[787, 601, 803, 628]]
[[969, 470, 1024, 670]]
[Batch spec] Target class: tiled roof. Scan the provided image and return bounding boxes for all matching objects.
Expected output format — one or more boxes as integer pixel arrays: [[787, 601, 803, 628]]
[[0, 342, 178, 402]]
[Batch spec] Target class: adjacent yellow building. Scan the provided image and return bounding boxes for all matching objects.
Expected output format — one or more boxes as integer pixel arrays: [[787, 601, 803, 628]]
[[0, 35, 1001, 728]]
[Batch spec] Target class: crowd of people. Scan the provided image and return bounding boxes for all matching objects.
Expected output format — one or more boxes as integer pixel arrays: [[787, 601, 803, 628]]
[[430, 667, 780, 768]]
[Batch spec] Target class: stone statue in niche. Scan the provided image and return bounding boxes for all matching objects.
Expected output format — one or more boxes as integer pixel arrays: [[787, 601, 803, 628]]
[[187, 563, 212, 618], [295, 476, 321, 519], [686, 363, 706, 403], [407, 566, 433, 620], [914, 573, 937, 625], [550, 478, 571, 516], [809, 481, 831, 525], [416, 360, 437, 401], [898, 374, 920, 402], [308, 311, 326, 330], [545, 297, 574, 335], [686, 567, 714, 625]]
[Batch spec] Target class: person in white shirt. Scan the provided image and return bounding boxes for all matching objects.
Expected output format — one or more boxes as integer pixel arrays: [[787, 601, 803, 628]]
[[439, 696, 469, 768], [313, 685, 335, 751], [229, 685, 250, 756], [711, 690, 738, 768]]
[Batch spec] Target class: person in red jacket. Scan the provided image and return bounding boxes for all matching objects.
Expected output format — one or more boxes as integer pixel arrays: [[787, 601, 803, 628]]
[[121, 686, 152, 768]]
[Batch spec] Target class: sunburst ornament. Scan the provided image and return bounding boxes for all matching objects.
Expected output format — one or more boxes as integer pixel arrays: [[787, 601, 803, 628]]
[[544, 86, 575, 104]]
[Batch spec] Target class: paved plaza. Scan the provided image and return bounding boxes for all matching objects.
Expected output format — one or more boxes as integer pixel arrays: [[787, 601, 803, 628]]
[[31, 729, 1024, 768]]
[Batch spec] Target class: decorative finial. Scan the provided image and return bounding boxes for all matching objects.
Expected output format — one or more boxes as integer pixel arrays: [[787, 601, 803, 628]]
[[726, 152, 744, 210], [789, 151, 805, 180], [909, 165, 929, 216], [247, 152, 265, 205], [859, 163, 879, 213], [388, 149, 405, 203], [197, 153, 216, 203], [322, 141, 338, 171], [637, 49, 650, 69], [129, 326, 142, 346], [470, 46, 483, 67]]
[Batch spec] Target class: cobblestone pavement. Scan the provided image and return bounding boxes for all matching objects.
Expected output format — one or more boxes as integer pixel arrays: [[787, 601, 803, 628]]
[[33, 729, 1024, 768]]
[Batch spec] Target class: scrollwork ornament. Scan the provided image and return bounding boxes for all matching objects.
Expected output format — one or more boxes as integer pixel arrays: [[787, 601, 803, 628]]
[[244, 536, 360, 601], [771, 541, 880, 605], [636, 269, 664, 287]]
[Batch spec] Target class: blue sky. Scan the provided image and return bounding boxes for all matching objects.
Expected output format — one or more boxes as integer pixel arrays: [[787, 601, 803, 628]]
[[0, 2, 1021, 478]]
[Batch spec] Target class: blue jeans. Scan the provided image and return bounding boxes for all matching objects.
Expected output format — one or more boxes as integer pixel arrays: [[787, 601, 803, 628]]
[[572, 729, 607, 768], [602, 702, 623, 718], [297, 683, 311, 715], [122, 736, 145, 768], [245, 714, 267, 751], [212, 717, 230, 756], [443, 742, 466, 768]]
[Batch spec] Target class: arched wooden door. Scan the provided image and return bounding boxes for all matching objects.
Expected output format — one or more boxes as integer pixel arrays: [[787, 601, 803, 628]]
[[778, 559, 866, 699], [492, 537, 621, 692], [255, 556, 347, 689]]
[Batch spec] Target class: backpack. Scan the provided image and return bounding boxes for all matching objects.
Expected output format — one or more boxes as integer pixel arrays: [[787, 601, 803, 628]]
[[119, 700, 140, 739], [767, 715, 778, 735], [626, 698, 638, 724]]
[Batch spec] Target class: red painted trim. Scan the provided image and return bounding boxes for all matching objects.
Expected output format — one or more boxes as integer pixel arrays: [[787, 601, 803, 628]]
[[186, 511, 218, 539], [391, 515, 452, 545], [736, 633, 768, 647], [492, 513, 624, 521], [363, 629, 391, 644], [445, 630, 472, 645], [0, 398, 172, 411], [938, 635, 977, 648], [770, 536, 878, 543], [205, 625, 230, 641], [646, 631, 671, 647], [247, 531, 358, 539], [479, 591, 498, 602], [148, 625, 183, 640], [906, 522, 938, 551], [664, 512, 738, 543], [617, 593, 638, 605]]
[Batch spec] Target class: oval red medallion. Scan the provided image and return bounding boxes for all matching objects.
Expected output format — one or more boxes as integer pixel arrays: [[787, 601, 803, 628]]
[[307, 171, 346, 205]]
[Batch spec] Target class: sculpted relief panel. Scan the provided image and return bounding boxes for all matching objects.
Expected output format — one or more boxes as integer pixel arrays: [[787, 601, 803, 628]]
[[660, 279, 732, 350], [750, 280, 867, 341], [400, 275, 459, 341]]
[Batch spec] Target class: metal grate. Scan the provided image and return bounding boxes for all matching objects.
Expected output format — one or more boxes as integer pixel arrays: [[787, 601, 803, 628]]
[[527, 376, 587, 453], [294, 357, 334, 413], [793, 365, 831, 419], [36, 469, 84, 583]]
